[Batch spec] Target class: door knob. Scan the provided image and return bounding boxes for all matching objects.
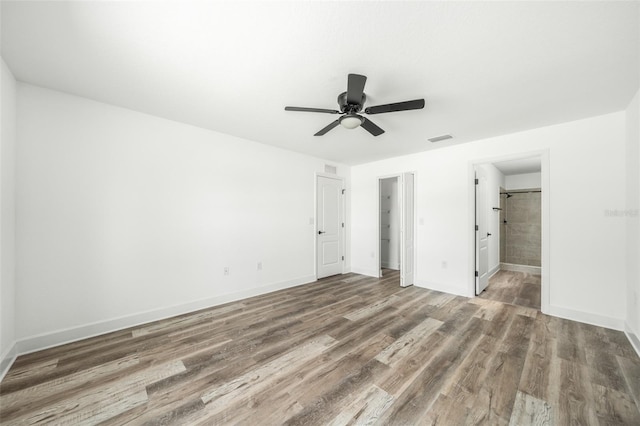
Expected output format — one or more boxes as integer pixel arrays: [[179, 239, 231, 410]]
[[318, 231, 325, 235]]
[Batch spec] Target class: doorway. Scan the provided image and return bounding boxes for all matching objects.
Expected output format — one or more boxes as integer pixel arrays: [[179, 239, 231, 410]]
[[380, 177, 400, 273], [316, 174, 344, 279], [378, 173, 415, 287], [472, 153, 548, 313]]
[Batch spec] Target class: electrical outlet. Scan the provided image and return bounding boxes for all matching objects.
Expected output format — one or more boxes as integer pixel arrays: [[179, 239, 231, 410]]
[[257, 262, 262, 271], [224, 267, 229, 275]]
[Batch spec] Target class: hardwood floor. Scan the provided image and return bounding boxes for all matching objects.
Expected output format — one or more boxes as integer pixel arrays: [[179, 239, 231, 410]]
[[480, 270, 541, 310], [1, 271, 639, 425]]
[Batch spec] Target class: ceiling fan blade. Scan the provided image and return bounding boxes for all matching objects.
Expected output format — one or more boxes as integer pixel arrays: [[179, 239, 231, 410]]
[[285, 106, 340, 114], [314, 120, 340, 136], [346, 74, 367, 105], [361, 117, 385, 136], [364, 99, 425, 115]]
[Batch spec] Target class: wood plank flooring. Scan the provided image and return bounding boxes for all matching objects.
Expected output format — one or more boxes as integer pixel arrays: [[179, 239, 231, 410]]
[[480, 270, 541, 310], [1, 271, 639, 425]]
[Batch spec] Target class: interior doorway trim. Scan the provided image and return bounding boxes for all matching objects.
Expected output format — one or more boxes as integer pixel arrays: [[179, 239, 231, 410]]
[[377, 172, 416, 287], [468, 150, 550, 314]]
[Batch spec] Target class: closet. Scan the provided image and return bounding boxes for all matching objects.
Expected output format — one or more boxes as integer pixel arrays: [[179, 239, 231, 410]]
[[380, 177, 400, 270]]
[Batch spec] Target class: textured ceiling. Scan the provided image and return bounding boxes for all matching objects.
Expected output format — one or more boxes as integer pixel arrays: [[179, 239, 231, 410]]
[[2, 1, 638, 165]]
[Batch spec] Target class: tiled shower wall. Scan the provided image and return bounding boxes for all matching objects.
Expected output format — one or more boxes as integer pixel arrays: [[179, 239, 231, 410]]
[[500, 188, 541, 266]]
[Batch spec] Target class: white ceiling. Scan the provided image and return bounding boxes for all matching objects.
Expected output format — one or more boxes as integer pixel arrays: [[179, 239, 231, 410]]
[[2, 1, 638, 165]]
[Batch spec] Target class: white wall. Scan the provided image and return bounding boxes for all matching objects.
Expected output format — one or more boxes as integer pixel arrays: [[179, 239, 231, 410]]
[[380, 177, 399, 270], [505, 172, 541, 190], [626, 88, 640, 352], [351, 112, 627, 328], [476, 163, 504, 275], [15, 83, 350, 351], [7, 79, 637, 359], [0, 58, 17, 377]]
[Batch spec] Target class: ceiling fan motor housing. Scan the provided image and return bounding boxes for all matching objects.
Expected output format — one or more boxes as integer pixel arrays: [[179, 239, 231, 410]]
[[338, 91, 366, 113]]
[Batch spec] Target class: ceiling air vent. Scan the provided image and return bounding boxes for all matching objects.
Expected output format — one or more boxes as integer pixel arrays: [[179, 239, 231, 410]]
[[428, 134, 453, 143]]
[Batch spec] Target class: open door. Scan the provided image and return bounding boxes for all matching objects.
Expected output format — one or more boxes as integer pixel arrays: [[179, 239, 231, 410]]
[[475, 167, 489, 294], [400, 172, 415, 287]]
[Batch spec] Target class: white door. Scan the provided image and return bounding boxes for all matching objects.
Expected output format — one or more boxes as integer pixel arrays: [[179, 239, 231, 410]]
[[475, 167, 489, 294], [317, 175, 343, 279], [400, 173, 415, 287]]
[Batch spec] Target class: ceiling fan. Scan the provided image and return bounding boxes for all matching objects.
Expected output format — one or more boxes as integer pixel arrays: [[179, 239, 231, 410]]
[[285, 73, 425, 137]]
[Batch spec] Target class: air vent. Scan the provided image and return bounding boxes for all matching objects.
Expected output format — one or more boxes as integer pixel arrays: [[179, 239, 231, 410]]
[[324, 164, 337, 174], [428, 134, 453, 143]]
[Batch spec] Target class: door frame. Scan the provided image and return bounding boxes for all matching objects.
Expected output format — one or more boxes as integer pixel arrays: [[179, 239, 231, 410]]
[[377, 172, 416, 286], [468, 150, 550, 314], [315, 173, 345, 279]]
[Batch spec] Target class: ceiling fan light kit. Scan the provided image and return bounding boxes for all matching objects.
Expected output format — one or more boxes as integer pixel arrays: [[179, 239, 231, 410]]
[[285, 73, 425, 137], [339, 114, 363, 129]]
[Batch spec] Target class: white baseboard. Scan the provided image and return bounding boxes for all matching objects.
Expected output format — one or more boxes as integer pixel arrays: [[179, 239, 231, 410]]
[[0, 342, 18, 383], [624, 323, 640, 359], [547, 304, 624, 331], [381, 262, 399, 270], [349, 267, 379, 278], [14, 275, 317, 357], [414, 279, 470, 297], [500, 263, 542, 275], [489, 264, 501, 278]]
